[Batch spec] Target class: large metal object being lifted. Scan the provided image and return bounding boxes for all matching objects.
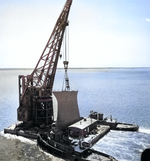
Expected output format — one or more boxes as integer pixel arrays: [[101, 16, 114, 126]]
[[17, 0, 72, 126]]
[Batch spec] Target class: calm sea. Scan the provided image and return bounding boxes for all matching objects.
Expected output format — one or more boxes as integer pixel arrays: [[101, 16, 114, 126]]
[[0, 68, 150, 161]]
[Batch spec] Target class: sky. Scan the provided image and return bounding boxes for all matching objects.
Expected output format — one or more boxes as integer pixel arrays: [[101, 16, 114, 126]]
[[0, 0, 150, 68]]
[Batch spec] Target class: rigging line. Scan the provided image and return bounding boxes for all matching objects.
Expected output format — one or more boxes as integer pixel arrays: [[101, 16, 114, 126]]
[[62, 28, 65, 62], [67, 25, 69, 62], [62, 27, 69, 62], [65, 27, 67, 61]]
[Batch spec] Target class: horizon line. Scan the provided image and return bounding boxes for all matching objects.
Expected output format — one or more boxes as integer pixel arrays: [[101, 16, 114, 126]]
[[0, 67, 150, 70]]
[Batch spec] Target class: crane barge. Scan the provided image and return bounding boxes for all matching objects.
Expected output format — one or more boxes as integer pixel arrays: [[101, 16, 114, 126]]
[[4, 0, 138, 160]]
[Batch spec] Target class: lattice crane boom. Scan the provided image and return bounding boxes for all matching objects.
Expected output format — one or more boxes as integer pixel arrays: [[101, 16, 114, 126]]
[[17, 0, 73, 125]]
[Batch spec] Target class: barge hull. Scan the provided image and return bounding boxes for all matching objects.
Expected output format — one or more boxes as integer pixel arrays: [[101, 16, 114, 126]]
[[4, 128, 38, 139]]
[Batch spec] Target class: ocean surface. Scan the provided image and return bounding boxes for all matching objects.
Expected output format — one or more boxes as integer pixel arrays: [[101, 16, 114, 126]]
[[0, 68, 150, 161]]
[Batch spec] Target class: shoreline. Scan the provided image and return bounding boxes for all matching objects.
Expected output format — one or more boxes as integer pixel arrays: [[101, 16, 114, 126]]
[[0, 67, 149, 71]]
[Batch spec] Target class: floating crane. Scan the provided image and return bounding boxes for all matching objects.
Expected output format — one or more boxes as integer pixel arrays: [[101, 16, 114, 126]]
[[17, 0, 72, 126], [4, 2, 138, 160]]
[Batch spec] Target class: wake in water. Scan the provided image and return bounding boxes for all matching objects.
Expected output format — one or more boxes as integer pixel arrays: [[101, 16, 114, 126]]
[[139, 128, 150, 134], [92, 129, 150, 161], [1, 128, 150, 161], [0, 130, 65, 161], [0, 130, 36, 145]]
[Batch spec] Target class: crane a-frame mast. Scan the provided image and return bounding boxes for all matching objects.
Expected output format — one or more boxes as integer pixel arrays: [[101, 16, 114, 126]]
[[17, 0, 72, 126]]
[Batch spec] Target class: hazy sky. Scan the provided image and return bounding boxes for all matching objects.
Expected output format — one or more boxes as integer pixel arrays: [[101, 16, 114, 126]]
[[0, 0, 150, 68]]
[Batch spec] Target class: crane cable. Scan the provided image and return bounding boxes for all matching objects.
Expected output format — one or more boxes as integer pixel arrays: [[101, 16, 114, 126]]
[[62, 26, 70, 91]]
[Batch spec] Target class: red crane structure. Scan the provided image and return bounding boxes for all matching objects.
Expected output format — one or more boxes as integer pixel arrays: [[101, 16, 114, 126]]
[[17, 0, 72, 126]]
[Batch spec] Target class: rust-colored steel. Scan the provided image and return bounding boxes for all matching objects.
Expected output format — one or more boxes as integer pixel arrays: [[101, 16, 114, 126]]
[[17, 0, 73, 125]]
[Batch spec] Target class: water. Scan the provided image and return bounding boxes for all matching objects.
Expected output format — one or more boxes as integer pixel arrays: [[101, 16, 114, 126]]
[[0, 68, 150, 161]]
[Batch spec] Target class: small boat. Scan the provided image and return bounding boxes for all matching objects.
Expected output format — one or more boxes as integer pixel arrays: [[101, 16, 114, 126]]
[[37, 132, 118, 161], [114, 122, 139, 131], [89, 111, 139, 131]]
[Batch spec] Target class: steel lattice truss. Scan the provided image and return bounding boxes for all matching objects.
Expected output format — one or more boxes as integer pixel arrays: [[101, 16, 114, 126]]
[[21, 0, 72, 99]]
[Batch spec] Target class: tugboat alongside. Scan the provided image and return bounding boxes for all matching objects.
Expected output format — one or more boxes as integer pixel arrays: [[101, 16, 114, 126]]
[[37, 131, 117, 161], [4, 0, 138, 161]]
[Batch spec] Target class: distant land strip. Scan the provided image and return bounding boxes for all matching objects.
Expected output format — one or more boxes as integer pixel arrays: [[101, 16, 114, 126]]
[[0, 67, 149, 70]]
